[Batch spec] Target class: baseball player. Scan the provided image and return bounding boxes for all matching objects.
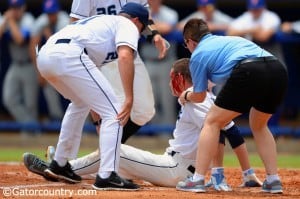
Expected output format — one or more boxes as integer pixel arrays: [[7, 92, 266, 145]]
[[24, 58, 262, 190], [0, 0, 39, 134], [35, 2, 151, 190], [69, 0, 169, 143], [29, 0, 69, 121]]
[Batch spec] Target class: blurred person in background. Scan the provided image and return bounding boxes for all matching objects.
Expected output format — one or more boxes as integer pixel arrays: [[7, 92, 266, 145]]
[[29, 0, 68, 122], [281, 20, 300, 34], [177, 0, 233, 35], [227, 0, 284, 63], [139, 0, 179, 125], [0, 0, 39, 134]]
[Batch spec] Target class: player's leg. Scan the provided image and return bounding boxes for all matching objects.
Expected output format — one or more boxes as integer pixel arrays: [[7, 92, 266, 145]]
[[2, 64, 37, 123], [249, 108, 282, 193], [37, 45, 98, 183], [42, 83, 64, 120], [70, 149, 100, 179], [224, 126, 262, 187], [73, 52, 138, 190], [118, 144, 194, 187]]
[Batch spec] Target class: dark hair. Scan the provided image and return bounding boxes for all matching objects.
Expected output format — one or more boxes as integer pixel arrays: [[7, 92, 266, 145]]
[[183, 18, 210, 42], [172, 58, 192, 84]]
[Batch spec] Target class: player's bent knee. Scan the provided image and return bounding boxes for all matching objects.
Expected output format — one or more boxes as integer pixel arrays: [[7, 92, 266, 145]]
[[225, 126, 245, 149]]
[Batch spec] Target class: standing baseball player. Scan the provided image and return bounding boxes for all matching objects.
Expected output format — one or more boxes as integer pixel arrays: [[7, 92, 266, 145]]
[[0, 0, 39, 134], [35, 2, 151, 190], [24, 58, 262, 189], [69, 0, 169, 143]]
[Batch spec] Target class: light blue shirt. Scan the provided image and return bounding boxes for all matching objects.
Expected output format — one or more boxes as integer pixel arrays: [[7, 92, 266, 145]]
[[190, 34, 273, 92]]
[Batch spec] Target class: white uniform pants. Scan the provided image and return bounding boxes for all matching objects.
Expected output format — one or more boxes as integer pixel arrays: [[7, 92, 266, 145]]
[[37, 41, 122, 173], [71, 145, 195, 187]]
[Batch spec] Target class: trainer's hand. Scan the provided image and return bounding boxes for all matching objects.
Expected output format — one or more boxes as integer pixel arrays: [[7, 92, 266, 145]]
[[153, 34, 168, 59], [117, 100, 132, 126]]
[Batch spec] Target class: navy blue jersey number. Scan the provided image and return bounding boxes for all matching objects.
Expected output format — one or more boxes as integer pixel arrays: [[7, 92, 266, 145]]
[[96, 5, 117, 15]]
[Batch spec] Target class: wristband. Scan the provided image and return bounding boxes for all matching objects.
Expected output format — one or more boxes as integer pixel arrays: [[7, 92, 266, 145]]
[[148, 19, 155, 25], [146, 30, 160, 42], [93, 119, 102, 126], [184, 91, 191, 102]]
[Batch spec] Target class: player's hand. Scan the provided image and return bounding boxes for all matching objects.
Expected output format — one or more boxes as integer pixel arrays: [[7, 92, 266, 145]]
[[116, 100, 133, 126], [4, 10, 13, 19], [153, 34, 168, 59], [281, 22, 292, 33]]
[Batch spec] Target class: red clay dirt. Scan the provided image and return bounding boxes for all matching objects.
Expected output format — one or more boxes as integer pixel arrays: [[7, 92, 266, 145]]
[[0, 163, 299, 199]]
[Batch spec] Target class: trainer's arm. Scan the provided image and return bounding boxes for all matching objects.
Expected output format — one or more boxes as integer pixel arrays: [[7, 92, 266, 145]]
[[116, 45, 134, 126], [179, 90, 206, 105]]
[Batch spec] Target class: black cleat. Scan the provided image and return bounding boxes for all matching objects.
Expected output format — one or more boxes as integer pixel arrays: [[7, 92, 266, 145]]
[[44, 160, 81, 183], [23, 152, 58, 182], [92, 172, 139, 191]]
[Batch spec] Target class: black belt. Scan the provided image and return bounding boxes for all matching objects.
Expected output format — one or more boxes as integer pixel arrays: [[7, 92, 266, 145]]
[[55, 39, 88, 55], [168, 151, 195, 173], [239, 56, 277, 65], [55, 39, 71, 44]]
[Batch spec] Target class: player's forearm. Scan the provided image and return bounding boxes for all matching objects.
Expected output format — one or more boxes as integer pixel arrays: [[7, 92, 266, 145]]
[[252, 29, 275, 42], [117, 48, 134, 102], [8, 19, 24, 45], [226, 28, 248, 37], [29, 37, 40, 66]]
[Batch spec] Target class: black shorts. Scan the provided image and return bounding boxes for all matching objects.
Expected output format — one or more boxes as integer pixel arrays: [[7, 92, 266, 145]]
[[215, 57, 288, 114]]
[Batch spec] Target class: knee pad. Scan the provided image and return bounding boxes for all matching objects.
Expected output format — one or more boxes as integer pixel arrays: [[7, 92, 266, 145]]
[[224, 125, 245, 149]]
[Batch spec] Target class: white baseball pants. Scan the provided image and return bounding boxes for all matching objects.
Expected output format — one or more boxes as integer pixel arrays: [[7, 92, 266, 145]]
[[37, 41, 122, 173], [70, 145, 195, 187]]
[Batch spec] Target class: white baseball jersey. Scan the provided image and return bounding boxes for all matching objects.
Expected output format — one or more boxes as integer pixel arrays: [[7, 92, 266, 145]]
[[179, 9, 232, 28], [69, 0, 155, 126], [37, 15, 140, 173], [229, 9, 284, 61], [70, 0, 148, 19], [229, 9, 281, 35], [46, 15, 139, 66], [70, 90, 234, 187]]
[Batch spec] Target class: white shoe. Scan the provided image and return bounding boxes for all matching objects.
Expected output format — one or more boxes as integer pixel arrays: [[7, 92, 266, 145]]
[[240, 173, 263, 187], [207, 173, 232, 191]]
